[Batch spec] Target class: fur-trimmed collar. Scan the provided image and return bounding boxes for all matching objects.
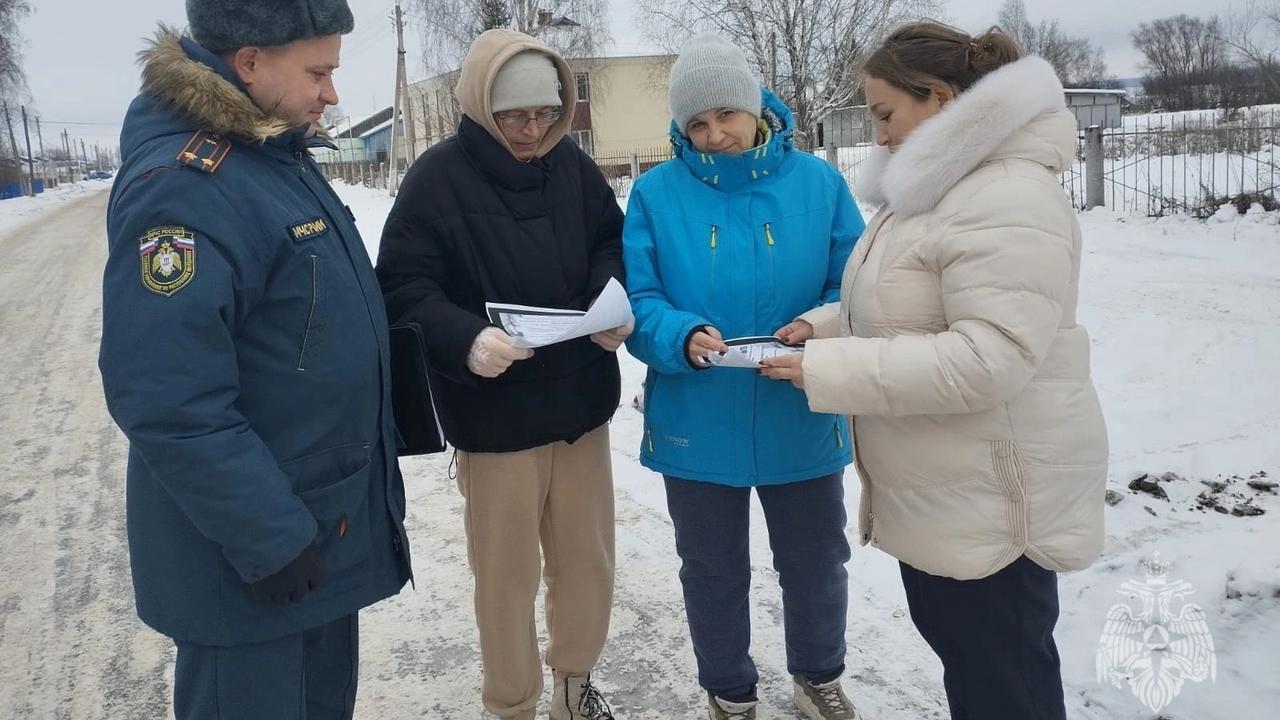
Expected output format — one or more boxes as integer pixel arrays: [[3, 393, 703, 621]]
[[856, 57, 1075, 217], [138, 25, 298, 143]]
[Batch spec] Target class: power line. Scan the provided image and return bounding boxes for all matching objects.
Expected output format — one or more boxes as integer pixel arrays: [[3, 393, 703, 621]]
[[40, 120, 122, 127], [343, 22, 395, 57], [342, 2, 398, 55]]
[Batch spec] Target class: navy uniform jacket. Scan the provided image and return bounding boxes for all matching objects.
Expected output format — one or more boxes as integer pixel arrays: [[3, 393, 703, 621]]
[[99, 29, 410, 646]]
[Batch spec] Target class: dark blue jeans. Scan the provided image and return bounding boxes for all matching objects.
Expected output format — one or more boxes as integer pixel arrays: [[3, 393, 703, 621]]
[[664, 473, 851, 702], [174, 613, 358, 720], [900, 556, 1067, 720]]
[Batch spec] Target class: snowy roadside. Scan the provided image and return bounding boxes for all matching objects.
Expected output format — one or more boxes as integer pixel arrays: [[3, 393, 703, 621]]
[[0, 179, 113, 234], [337, 180, 1280, 719]]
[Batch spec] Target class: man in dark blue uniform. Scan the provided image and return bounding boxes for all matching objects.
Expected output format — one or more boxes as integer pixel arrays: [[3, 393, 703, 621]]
[[98, 2, 411, 718]]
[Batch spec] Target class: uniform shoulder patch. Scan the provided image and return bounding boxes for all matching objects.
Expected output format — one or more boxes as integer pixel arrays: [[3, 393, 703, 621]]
[[287, 216, 331, 242], [139, 226, 197, 296], [176, 131, 231, 173]]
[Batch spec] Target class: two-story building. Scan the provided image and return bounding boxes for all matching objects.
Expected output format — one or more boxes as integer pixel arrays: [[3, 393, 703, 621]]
[[406, 53, 676, 163]]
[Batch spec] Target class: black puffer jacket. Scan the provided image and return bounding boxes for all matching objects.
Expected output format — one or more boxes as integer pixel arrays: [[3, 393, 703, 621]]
[[376, 117, 624, 453]]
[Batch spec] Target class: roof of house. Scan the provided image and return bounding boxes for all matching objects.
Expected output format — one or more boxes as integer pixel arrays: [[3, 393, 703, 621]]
[[359, 118, 395, 139], [328, 107, 394, 138], [325, 114, 369, 137], [1064, 88, 1129, 96]]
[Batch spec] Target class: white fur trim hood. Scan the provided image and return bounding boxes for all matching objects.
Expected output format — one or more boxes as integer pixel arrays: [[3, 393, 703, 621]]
[[856, 57, 1070, 217]]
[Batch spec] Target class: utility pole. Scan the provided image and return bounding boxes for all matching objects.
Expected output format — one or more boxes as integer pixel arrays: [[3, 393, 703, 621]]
[[388, 0, 417, 196], [80, 139, 89, 174], [3, 101, 25, 194], [63, 129, 74, 183], [35, 117, 47, 183], [20, 106, 36, 193], [398, 4, 417, 161]]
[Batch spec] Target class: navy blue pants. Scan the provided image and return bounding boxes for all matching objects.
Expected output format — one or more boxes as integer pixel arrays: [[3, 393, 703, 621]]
[[664, 473, 851, 702], [900, 556, 1066, 720], [173, 613, 359, 720]]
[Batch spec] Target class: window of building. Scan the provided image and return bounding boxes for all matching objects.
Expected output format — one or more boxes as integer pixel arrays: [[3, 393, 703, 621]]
[[575, 72, 591, 103], [572, 129, 595, 157]]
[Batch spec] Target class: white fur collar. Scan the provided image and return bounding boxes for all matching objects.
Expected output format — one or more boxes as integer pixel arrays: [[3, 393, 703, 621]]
[[855, 57, 1067, 217]]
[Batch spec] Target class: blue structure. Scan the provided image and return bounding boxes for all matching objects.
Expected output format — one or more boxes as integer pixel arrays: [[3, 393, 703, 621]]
[[360, 120, 394, 164]]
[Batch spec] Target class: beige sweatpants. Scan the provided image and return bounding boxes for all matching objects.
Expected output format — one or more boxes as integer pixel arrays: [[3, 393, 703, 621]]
[[455, 423, 616, 719]]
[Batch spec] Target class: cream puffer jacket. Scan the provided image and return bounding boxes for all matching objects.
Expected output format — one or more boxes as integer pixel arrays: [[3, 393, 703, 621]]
[[800, 57, 1109, 581]]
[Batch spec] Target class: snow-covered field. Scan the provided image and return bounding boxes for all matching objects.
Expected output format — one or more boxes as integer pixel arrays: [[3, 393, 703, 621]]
[[829, 105, 1280, 217], [1120, 105, 1280, 131], [335, 181, 1280, 719]]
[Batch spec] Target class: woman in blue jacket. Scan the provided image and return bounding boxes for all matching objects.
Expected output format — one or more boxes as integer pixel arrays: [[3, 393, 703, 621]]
[[623, 33, 866, 720]]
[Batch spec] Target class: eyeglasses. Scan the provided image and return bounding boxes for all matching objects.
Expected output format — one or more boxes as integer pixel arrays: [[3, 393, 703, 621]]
[[494, 108, 563, 131]]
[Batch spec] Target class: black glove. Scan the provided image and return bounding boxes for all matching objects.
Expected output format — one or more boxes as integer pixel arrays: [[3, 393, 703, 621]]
[[249, 544, 324, 605]]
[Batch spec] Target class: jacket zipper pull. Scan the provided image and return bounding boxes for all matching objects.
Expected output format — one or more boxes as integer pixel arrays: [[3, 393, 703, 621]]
[[710, 225, 718, 249], [835, 422, 844, 449], [646, 427, 655, 452], [764, 222, 776, 246]]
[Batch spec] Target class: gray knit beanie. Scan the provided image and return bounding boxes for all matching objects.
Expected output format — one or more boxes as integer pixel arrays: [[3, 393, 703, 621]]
[[491, 51, 563, 113], [187, 0, 355, 53], [668, 33, 762, 133]]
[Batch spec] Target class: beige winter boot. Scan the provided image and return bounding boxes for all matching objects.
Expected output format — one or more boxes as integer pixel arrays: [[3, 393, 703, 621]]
[[792, 675, 863, 720], [549, 671, 614, 720]]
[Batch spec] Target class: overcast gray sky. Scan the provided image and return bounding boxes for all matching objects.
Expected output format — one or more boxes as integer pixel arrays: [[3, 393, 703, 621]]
[[17, 0, 1212, 153]]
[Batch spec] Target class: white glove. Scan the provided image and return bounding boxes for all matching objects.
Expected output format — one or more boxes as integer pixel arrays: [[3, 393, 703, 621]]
[[466, 327, 533, 378], [590, 318, 634, 352]]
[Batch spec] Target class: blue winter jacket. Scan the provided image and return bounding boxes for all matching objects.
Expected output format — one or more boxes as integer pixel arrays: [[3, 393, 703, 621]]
[[98, 30, 410, 645], [624, 90, 865, 486]]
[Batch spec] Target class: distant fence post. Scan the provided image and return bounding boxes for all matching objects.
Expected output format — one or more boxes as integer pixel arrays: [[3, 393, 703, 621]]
[[1085, 125, 1105, 209], [824, 145, 838, 167], [630, 153, 640, 180]]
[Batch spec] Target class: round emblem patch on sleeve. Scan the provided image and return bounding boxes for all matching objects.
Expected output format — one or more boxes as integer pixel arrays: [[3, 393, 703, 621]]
[[138, 226, 197, 296]]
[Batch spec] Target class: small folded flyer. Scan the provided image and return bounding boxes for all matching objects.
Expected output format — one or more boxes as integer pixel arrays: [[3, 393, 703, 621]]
[[707, 336, 804, 368], [485, 278, 634, 349]]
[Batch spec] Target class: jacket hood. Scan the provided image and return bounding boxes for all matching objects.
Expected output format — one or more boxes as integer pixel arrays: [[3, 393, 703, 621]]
[[455, 29, 577, 158], [132, 25, 311, 147], [856, 56, 1077, 217], [670, 87, 796, 193]]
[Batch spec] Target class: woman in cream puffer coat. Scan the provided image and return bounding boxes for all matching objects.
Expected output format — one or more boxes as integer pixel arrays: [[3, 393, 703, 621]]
[[763, 21, 1108, 720]]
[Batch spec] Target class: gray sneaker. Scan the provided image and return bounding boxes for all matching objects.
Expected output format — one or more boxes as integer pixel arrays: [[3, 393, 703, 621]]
[[792, 676, 863, 720], [550, 671, 614, 720], [707, 692, 757, 720]]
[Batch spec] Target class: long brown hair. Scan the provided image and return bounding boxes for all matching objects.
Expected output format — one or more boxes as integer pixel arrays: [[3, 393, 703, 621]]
[[863, 21, 1024, 99]]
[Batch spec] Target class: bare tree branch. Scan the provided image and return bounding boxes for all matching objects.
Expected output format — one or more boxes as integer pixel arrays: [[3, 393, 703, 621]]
[[635, 0, 939, 149], [0, 0, 31, 104], [1132, 14, 1236, 110], [412, 0, 612, 76], [1221, 0, 1280, 96], [998, 0, 1113, 87]]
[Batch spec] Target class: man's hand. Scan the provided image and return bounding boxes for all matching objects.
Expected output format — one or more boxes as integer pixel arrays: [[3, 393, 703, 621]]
[[249, 544, 324, 605]]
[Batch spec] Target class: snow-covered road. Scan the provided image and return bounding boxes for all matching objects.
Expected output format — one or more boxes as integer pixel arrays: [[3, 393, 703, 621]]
[[1, 184, 1276, 719]]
